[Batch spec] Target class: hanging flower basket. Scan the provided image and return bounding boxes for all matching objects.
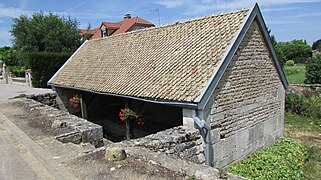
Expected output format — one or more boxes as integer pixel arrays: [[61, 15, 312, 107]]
[[118, 108, 144, 125], [69, 94, 79, 108]]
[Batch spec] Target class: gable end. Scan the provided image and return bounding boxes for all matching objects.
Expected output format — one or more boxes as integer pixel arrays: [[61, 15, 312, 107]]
[[196, 3, 288, 111]]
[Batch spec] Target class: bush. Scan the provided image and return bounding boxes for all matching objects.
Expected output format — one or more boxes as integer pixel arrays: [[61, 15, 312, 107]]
[[286, 93, 321, 119], [7, 65, 25, 77], [285, 60, 295, 66], [305, 56, 321, 84], [24, 52, 72, 88], [228, 138, 307, 180]]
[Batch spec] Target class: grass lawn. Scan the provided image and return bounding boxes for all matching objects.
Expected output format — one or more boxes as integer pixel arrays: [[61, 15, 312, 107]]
[[283, 64, 306, 84]]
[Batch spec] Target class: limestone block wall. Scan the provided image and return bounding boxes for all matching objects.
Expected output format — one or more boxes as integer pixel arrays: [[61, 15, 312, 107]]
[[128, 126, 205, 163], [208, 20, 285, 167]]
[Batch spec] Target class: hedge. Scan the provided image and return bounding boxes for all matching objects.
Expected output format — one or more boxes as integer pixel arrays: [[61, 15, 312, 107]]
[[24, 52, 72, 88]]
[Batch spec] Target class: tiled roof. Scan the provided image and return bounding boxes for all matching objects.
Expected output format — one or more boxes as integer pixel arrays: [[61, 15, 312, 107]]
[[50, 9, 249, 103], [101, 22, 121, 29], [79, 28, 102, 39], [102, 17, 154, 35]]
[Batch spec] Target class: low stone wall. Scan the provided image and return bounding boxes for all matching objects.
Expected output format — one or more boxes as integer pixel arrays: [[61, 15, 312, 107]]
[[27, 93, 58, 108], [17, 98, 103, 146], [287, 84, 321, 97], [124, 126, 205, 163]]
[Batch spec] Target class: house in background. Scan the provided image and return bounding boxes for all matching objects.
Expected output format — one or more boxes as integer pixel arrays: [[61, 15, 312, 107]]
[[49, 4, 288, 167], [80, 14, 154, 40]]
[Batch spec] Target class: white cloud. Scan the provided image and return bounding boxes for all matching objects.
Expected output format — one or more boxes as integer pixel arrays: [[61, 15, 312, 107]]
[[287, 12, 321, 18], [64, 0, 89, 12], [155, 0, 321, 15], [0, 4, 33, 18], [154, 0, 185, 8], [261, 7, 297, 12]]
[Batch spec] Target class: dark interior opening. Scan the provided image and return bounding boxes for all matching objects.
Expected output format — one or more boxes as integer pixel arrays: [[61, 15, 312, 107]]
[[83, 92, 183, 142]]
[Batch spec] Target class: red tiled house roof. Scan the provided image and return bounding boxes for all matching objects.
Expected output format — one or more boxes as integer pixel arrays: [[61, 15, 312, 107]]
[[80, 15, 154, 40], [79, 28, 102, 40]]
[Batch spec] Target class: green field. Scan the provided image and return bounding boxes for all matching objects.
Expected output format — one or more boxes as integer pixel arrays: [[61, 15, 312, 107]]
[[283, 64, 306, 84]]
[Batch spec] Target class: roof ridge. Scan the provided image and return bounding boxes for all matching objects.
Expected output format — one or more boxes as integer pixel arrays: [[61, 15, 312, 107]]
[[91, 8, 250, 42]]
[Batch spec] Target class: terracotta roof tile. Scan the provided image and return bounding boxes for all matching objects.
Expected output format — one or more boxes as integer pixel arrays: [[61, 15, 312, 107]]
[[113, 16, 154, 35], [51, 9, 249, 103], [101, 22, 121, 29], [79, 28, 102, 39]]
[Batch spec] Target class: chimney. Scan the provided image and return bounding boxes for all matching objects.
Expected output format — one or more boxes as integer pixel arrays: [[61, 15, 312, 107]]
[[124, 14, 131, 19]]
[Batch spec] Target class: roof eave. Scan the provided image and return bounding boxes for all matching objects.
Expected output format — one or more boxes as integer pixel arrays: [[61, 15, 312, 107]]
[[194, 3, 288, 111], [50, 83, 198, 109]]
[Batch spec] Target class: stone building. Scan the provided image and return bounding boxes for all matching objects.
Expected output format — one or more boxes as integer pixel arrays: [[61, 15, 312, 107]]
[[48, 4, 288, 167]]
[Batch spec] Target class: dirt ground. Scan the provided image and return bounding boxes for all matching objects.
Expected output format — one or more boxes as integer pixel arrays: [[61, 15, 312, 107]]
[[0, 101, 191, 180]]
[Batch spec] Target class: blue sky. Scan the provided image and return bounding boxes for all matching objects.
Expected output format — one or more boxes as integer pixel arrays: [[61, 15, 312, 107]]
[[0, 0, 320, 47]]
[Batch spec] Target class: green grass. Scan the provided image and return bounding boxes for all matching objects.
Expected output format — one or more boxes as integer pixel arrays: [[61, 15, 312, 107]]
[[285, 112, 321, 133], [283, 64, 306, 84]]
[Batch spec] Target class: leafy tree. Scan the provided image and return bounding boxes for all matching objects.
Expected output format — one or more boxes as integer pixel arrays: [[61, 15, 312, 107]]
[[312, 39, 321, 51], [271, 35, 286, 66], [270, 35, 277, 47], [275, 39, 311, 64], [305, 56, 321, 84], [10, 12, 81, 52], [0, 46, 23, 67]]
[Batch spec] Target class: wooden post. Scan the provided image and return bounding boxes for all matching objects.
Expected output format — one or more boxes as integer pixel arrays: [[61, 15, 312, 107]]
[[80, 94, 88, 119]]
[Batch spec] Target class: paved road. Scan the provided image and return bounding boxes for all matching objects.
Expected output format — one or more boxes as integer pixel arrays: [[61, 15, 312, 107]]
[[0, 127, 38, 179], [0, 80, 53, 103], [0, 82, 76, 179], [0, 112, 76, 180]]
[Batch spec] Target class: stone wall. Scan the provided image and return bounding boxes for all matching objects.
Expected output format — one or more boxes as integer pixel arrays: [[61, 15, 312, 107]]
[[27, 93, 57, 108], [17, 97, 103, 146], [126, 126, 205, 163], [287, 84, 321, 97], [207, 20, 285, 167]]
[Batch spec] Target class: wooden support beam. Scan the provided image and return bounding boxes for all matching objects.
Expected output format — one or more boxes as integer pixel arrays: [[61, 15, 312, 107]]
[[80, 94, 88, 119]]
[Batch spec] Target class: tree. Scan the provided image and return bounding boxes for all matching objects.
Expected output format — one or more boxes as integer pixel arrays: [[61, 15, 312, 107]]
[[274, 39, 311, 64], [305, 56, 321, 84], [10, 12, 81, 52], [0, 46, 23, 67], [312, 39, 321, 51], [81, 22, 93, 42]]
